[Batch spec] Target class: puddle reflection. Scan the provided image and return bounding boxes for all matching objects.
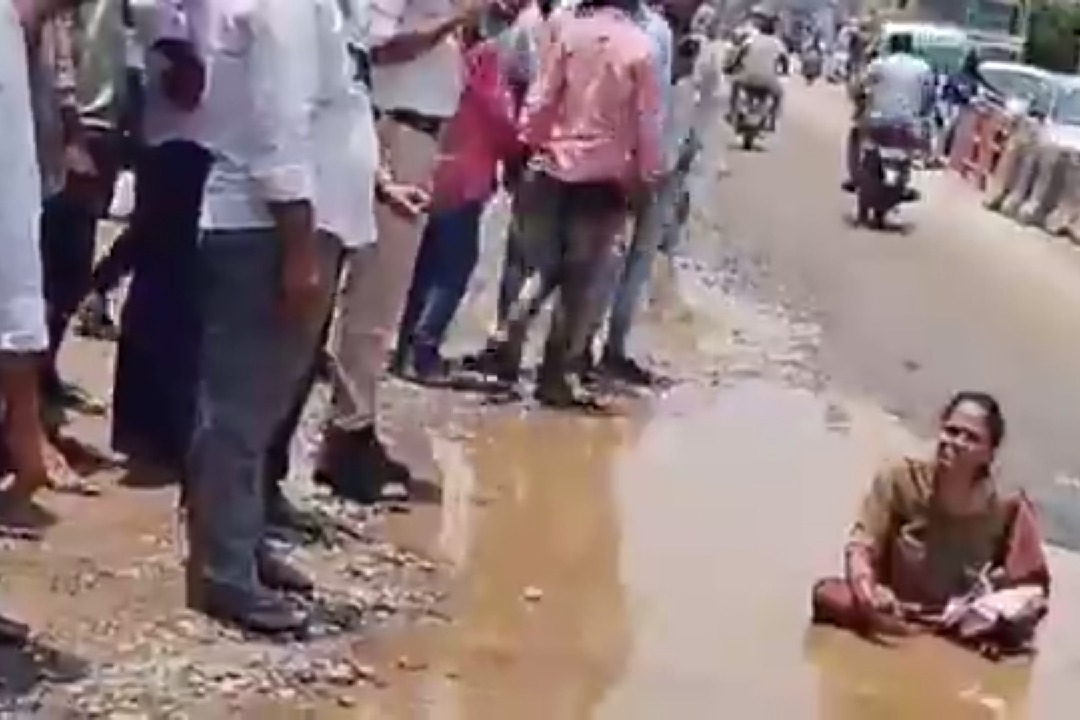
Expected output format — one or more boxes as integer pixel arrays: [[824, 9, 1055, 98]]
[[422, 414, 637, 719]]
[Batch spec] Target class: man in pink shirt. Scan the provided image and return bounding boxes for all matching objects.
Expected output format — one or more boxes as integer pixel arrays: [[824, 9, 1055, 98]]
[[482, 0, 662, 408]]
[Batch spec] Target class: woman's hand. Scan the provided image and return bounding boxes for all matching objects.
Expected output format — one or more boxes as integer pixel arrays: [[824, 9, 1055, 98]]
[[850, 577, 918, 638]]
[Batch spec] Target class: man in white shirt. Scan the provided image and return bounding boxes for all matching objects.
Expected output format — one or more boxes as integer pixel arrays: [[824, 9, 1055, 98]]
[[315, 0, 485, 504], [2, 0, 94, 646], [185, 0, 381, 634], [842, 32, 933, 193]]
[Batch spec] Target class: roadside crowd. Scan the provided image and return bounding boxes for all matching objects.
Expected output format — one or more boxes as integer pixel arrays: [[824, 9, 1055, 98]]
[[1, 0, 717, 636]]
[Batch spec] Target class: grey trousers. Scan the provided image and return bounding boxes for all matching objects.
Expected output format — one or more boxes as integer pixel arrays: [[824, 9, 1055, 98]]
[[498, 172, 628, 382], [597, 172, 677, 359], [187, 228, 342, 593]]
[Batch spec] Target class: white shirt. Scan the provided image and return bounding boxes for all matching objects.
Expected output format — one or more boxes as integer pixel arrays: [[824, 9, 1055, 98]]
[[864, 52, 934, 123], [0, 0, 49, 353], [200, 0, 378, 248], [740, 32, 785, 84], [368, 0, 464, 118], [129, 0, 214, 146]]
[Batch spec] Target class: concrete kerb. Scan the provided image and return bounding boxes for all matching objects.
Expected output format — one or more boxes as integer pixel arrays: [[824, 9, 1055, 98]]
[[977, 116, 1080, 244], [1019, 146, 1071, 228], [1044, 153, 1080, 239], [984, 122, 1038, 215]]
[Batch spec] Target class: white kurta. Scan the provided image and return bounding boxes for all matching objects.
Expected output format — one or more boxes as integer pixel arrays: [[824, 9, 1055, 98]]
[[0, 0, 49, 353]]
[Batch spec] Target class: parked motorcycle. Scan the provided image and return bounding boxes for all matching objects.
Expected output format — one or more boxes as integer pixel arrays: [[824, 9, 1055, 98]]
[[855, 124, 917, 229], [734, 87, 772, 150]]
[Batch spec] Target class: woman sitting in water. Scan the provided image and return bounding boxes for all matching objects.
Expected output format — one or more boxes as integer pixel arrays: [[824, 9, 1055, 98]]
[[812, 392, 1051, 657]]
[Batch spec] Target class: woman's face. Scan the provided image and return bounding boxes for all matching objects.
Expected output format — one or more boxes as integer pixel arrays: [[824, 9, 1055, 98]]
[[936, 400, 996, 478]]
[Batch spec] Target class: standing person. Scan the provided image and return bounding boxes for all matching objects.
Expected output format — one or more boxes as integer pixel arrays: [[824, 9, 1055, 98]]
[[394, 1, 523, 384], [588, 0, 671, 387], [484, 0, 662, 407], [260, 0, 427, 531], [105, 0, 211, 485], [1, 0, 92, 643], [185, 0, 373, 632], [37, 0, 128, 418], [315, 0, 485, 503], [491, 0, 558, 325]]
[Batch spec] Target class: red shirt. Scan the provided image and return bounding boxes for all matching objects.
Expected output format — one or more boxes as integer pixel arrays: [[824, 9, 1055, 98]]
[[431, 40, 520, 210], [519, 6, 662, 188]]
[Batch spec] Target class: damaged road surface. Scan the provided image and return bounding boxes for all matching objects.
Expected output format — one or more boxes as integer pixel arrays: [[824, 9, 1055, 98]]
[[3, 78, 1080, 717]]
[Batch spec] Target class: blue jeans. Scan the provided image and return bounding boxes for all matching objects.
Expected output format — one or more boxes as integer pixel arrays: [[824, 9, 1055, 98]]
[[186, 228, 341, 593], [603, 173, 676, 358], [396, 200, 484, 373]]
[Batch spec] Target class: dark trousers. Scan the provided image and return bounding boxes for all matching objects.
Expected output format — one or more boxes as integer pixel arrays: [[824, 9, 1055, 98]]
[[396, 200, 485, 373], [500, 172, 627, 387], [90, 226, 140, 296], [111, 141, 211, 470], [38, 129, 122, 395]]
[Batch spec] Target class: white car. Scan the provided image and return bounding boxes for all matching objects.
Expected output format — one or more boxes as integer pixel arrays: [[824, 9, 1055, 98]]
[[977, 61, 1057, 117], [1039, 77, 1080, 152]]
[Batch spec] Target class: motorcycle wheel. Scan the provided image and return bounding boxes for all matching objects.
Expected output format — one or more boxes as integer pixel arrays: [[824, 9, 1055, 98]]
[[741, 130, 755, 150]]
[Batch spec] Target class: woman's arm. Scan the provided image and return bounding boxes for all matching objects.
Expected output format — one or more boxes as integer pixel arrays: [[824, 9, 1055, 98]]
[[844, 464, 903, 611]]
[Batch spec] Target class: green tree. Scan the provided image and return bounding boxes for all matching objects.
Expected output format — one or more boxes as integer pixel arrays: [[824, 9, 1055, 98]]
[[1024, 0, 1080, 72]]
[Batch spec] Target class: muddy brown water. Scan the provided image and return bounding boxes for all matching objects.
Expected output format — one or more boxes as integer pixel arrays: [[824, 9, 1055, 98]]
[[320, 255, 1080, 717]]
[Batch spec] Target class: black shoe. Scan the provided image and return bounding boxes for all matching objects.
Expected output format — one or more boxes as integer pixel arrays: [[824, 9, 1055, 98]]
[[0, 613, 30, 646], [534, 377, 611, 413], [841, 179, 857, 193], [188, 579, 307, 634], [74, 294, 119, 342], [257, 552, 315, 595], [600, 353, 658, 387], [901, 187, 921, 203], [460, 344, 520, 383], [265, 492, 326, 537], [399, 350, 454, 387], [315, 427, 412, 505]]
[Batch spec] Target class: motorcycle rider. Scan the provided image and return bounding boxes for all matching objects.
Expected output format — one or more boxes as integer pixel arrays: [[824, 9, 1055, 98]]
[[727, 7, 786, 131], [841, 31, 934, 198], [801, 28, 824, 79]]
